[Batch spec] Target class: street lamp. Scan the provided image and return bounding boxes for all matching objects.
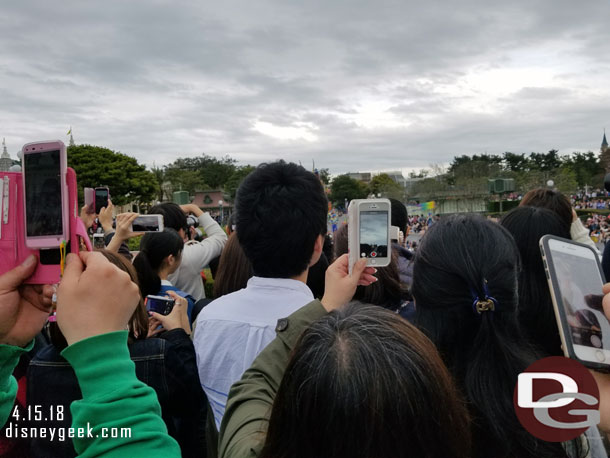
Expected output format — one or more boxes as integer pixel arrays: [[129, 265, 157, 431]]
[[546, 180, 554, 188], [218, 200, 224, 225]]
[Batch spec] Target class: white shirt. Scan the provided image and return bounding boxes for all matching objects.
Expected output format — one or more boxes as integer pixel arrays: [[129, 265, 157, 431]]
[[193, 276, 314, 428], [168, 213, 228, 300]]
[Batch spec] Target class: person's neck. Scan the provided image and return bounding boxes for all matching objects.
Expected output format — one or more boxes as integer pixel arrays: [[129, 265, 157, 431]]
[[290, 269, 308, 284], [158, 268, 171, 281]]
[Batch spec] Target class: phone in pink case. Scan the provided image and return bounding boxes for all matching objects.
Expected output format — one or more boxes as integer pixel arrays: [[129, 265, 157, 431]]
[[84, 187, 95, 214], [22, 140, 70, 249], [0, 143, 91, 284]]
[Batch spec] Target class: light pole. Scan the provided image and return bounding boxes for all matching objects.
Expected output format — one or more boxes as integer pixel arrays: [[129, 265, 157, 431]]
[[218, 200, 224, 225]]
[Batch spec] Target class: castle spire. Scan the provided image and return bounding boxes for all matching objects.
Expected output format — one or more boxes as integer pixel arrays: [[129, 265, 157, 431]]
[[0, 138, 12, 171], [603, 129, 608, 150]]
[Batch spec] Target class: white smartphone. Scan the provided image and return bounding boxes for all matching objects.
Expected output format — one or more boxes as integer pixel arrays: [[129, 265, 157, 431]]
[[93, 233, 105, 249], [348, 199, 391, 274], [132, 215, 164, 233], [540, 234, 610, 371], [22, 140, 69, 249]]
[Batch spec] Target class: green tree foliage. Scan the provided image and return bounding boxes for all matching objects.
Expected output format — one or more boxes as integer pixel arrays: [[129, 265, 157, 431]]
[[225, 165, 256, 200], [369, 173, 405, 200], [329, 174, 369, 206], [68, 144, 158, 206], [163, 154, 237, 195], [318, 168, 331, 185]]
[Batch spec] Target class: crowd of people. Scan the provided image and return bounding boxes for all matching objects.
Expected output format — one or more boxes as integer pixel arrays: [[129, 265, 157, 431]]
[[4, 162, 610, 457]]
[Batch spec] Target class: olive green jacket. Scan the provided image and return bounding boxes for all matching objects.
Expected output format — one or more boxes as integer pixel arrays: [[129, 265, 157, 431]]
[[218, 299, 327, 458]]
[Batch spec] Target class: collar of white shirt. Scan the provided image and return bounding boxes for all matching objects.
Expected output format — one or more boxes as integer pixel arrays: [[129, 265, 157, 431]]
[[160, 279, 173, 286], [245, 276, 314, 296]]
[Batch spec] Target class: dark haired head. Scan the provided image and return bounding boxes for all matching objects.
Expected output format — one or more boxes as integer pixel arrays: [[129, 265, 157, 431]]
[[133, 229, 184, 299], [260, 303, 472, 458], [235, 161, 328, 278], [213, 232, 253, 298], [520, 188, 573, 232], [148, 202, 188, 234], [412, 214, 575, 458], [501, 206, 571, 357], [389, 198, 408, 234], [334, 224, 406, 310]]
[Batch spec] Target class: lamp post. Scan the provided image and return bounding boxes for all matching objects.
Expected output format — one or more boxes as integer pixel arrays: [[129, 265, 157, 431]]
[[218, 200, 224, 225]]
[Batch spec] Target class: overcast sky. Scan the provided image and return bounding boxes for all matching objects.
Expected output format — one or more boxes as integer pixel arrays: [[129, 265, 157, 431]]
[[1, 0, 609, 175]]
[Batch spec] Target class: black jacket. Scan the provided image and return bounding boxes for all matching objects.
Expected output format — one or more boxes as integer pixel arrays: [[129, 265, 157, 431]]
[[27, 329, 208, 458]]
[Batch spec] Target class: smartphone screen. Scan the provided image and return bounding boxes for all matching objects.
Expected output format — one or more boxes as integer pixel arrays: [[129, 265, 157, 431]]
[[132, 215, 162, 232], [359, 211, 388, 258], [95, 188, 108, 214], [24, 150, 63, 237], [548, 239, 610, 359]]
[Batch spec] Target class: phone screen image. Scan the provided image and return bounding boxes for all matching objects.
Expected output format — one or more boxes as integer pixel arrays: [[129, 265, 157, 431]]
[[132, 215, 161, 232], [359, 211, 388, 258], [95, 189, 108, 213], [24, 150, 63, 237], [551, 247, 610, 352]]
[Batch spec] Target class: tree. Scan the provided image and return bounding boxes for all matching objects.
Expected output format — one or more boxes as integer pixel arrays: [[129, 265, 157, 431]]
[[163, 153, 238, 193], [369, 173, 405, 200], [225, 165, 256, 200], [318, 168, 331, 185], [68, 144, 158, 206], [329, 175, 368, 206]]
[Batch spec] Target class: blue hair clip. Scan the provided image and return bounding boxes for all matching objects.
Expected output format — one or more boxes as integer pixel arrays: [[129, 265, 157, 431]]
[[470, 280, 498, 315]]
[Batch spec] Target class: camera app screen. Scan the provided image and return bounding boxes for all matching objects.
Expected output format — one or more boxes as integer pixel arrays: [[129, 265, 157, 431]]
[[552, 248, 610, 350], [132, 216, 161, 232], [24, 150, 63, 237], [359, 211, 388, 258]]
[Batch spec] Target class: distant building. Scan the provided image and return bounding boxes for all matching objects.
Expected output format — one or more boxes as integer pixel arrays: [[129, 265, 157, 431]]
[[0, 138, 12, 172], [346, 172, 372, 184], [383, 171, 407, 188], [602, 130, 610, 172]]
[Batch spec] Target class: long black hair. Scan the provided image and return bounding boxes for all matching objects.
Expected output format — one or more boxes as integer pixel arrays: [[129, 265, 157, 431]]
[[412, 214, 583, 458], [133, 229, 184, 299], [260, 303, 472, 458], [501, 206, 571, 357]]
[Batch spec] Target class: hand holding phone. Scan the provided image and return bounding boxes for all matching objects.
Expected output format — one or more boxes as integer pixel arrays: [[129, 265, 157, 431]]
[[145, 295, 175, 315]]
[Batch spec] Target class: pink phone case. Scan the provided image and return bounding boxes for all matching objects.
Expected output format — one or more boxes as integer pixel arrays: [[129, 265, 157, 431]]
[[0, 168, 91, 284]]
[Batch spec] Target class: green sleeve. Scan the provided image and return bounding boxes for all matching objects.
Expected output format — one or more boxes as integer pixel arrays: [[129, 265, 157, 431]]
[[0, 341, 32, 427], [61, 330, 181, 458], [218, 300, 327, 458]]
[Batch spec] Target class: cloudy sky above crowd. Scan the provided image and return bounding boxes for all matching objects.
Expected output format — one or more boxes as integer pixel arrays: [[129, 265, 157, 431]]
[[1, 0, 609, 174]]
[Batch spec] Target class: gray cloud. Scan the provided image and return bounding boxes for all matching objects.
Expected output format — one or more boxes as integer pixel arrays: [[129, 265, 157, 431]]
[[0, 0, 609, 174]]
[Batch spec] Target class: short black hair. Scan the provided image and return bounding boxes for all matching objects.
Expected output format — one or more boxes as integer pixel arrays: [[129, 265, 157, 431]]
[[149, 202, 188, 233], [235, 161, 328, 278], [389, 198, 408, 234]]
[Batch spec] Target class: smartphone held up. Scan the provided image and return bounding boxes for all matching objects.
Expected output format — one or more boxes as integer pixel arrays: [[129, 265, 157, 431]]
[[541, 235, 610, 372], [0, 139, 91, 284], [348, 199, 391, 275]]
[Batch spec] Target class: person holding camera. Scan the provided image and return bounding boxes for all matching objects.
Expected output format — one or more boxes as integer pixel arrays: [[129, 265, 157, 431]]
[[148, 203, 227, 301], [0, 254, 182, 457]]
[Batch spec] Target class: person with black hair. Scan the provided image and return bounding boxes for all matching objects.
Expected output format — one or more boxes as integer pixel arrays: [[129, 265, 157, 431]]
[[148, 202, 227, 301], [218, 255, 471, 458], [193, 161, 328, 428], [389, 198, 414, 288], [133, 229, 196, 323], [412, 214, 585, 458], [500, 206, 571, 357]]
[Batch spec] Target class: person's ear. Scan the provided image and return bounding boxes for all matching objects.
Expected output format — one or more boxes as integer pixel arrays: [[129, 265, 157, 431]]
[[309, 235, 324, 267]]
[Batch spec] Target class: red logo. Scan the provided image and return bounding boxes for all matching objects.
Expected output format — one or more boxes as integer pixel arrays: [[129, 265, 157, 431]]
[[513, 356, 599, 442]]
